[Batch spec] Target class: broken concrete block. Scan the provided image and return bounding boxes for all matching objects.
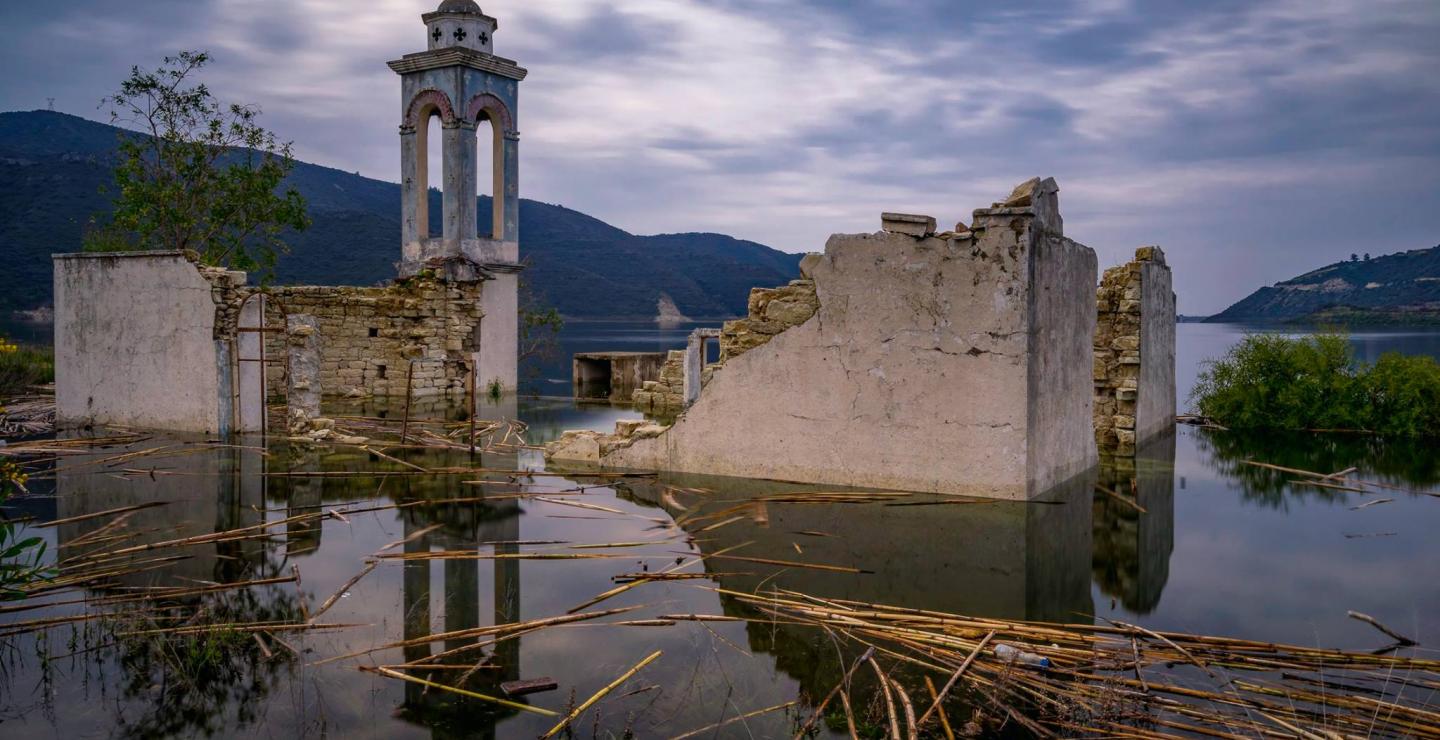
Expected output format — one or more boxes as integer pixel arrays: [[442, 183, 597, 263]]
[[881, 212, 937, 237], [614, 419, 646, 438], [544, 431, 602, 464], [997, 177, 1041, 208], [798, 253, 823, 279]]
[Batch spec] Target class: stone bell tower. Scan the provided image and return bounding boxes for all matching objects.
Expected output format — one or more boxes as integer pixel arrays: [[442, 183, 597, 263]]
[[389, 0, 527, 391]]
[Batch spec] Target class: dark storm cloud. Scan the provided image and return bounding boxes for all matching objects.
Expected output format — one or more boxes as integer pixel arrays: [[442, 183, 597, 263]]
[[1, 0, 1438, 314]]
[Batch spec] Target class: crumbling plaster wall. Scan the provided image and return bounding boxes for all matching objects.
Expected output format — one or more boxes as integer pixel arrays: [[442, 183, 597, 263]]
[[53, 251, 233, 434], [552, 179, 1099, 499]]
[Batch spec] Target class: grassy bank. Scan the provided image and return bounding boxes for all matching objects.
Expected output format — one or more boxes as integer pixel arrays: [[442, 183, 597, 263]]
[[1191, 332, 1440, 436], [0, 341, 53, 397]]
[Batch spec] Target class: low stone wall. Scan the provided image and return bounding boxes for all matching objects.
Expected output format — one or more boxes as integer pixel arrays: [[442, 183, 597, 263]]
[[631, 350, 687, 415], [1094, 247, 1175, 456], [253, 276, 484, 399]]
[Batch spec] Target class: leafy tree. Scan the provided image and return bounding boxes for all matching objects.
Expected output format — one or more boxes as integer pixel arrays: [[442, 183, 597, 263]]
[[1350, 254, 1359, 262], [1364, 253, 1372, 261], [1191, 332, 1440, 437], [517, 268, 563, 392], [84, 51, 309, 276]]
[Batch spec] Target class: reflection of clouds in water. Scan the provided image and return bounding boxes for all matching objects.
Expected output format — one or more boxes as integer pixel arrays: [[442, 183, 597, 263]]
[[19, 393, 1440, 736]]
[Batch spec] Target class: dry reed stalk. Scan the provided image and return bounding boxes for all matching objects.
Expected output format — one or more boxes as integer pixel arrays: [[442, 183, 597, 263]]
[[923, 675, 956, 740], [32, 501, 171, 529], [361, 666, 558, 716], [703, 553, 870, 574], [1097, 485, 1148, 514], [917, 630, 995, 727], [309, 561, 379, 621], [870, 657, 904, 740], [315, 606, 643, 666], [540, 650, 662, 739], [668, 700, 798, 740]]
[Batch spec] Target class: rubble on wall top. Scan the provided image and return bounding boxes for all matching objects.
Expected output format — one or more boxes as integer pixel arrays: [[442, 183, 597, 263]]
[[881, 212, 938, 238], [1135, 246, 1167, 265]]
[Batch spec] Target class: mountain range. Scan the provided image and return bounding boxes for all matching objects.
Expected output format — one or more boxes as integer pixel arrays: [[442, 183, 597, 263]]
[[0, 110, 801, 319], [1208, 245, 1440, 324]]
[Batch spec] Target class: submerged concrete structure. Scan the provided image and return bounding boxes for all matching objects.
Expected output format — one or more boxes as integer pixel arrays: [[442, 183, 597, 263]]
[[548, 178, 1101, 499], [1094, 247, 1176, 456], [573, 352, 667, 401]]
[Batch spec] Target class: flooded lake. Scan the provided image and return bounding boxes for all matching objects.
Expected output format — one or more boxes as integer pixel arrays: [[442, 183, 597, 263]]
[[2, 323, 1438, 738]]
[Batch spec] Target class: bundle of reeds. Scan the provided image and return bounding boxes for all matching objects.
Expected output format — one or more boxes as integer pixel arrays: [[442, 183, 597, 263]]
[[725, 589, 1440, 739]]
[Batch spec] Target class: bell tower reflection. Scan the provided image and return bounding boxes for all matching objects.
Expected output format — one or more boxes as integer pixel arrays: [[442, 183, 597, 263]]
[[1093, 427, 1177, 613], [396, 475, 523, 733]]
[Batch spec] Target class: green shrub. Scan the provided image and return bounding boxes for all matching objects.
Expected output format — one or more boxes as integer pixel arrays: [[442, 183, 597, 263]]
[[1191, 333, 1440, 437], [0, 342, 54, 396]]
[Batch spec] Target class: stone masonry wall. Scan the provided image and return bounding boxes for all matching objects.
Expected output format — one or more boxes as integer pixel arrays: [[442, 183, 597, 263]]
[[631, 350, 687, 416], [1094, 247, 1172, 456], [719, 279, 820, 363], [250, 275, 484, 399]]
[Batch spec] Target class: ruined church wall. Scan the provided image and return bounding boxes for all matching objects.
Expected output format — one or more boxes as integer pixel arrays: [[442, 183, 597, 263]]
[[590, 210, 1095, 499], [53, 251, 227, 434], [1094, 248, 1175, 455], [255, 279, 483, 399], [1137, 260, 1177, 443], [1027, 231, 1103, 493]]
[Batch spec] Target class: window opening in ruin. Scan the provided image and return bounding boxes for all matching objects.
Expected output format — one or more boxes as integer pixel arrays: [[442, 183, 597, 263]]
[[369, 327, 379, 338], [377, 364, 388, 379]]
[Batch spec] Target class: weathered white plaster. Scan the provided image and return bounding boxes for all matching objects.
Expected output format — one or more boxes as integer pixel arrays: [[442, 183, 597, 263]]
[[1137, 258, 1177, 443], [549, 179, 1100, 499], [53, 252, 226, 434]]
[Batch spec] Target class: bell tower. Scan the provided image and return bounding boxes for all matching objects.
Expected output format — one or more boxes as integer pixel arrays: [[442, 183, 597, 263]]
[[389, 0, 527, 391]]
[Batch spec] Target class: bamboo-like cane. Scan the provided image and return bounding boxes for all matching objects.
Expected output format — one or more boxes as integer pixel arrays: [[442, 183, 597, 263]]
[[540, 650, 662, 739]]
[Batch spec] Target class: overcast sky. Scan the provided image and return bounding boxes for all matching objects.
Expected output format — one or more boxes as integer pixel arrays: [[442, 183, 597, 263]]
[[3, 0, 1438, 313]]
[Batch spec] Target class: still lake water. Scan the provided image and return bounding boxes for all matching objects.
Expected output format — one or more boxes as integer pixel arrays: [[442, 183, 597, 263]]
[[1, 322, 1438, 738]]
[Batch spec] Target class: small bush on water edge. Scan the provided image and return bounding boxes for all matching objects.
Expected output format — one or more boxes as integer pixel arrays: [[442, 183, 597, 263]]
[[1191, 332, 1440, 437]]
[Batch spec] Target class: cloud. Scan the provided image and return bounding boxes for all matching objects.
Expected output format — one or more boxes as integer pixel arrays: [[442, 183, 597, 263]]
[[1, 0, 1437, 313]]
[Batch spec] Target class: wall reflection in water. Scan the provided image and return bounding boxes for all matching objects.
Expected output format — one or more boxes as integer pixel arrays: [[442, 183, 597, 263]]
[[608, 467, 1100, 705], [52, 433, 531, 738], [1093, 428, 1177, 613]]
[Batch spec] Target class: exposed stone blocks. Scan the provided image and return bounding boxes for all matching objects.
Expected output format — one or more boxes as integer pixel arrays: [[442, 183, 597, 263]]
[[247, 275, 484, 399], [719, 280, 820, 363], [631, 350, 686, 415], [1094, 247, 1175, 456]]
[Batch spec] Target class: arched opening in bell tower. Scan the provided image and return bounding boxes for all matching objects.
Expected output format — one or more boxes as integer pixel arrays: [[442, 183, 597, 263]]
[[467, 93, 512, 242], [422, 112, 443, 237], [405, 89, 456, 242], [475, 117, 495, 237]]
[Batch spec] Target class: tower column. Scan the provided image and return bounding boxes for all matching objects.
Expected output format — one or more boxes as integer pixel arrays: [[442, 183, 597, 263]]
[[399, 126, 423, 259], [442, 121, 478, 249], [501, 132, 520, 243]]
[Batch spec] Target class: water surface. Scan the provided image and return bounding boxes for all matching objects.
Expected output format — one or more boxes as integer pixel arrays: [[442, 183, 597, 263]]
[[1, 324, 1437, 738]]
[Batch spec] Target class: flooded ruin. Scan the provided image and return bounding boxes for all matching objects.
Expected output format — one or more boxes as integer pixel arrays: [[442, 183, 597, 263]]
[[2, 377, 1438, 737]]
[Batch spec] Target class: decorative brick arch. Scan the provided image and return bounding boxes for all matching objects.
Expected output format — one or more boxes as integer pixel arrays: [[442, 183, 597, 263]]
[[466, 93, 514, 134], [406, 89, 457, 128]]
